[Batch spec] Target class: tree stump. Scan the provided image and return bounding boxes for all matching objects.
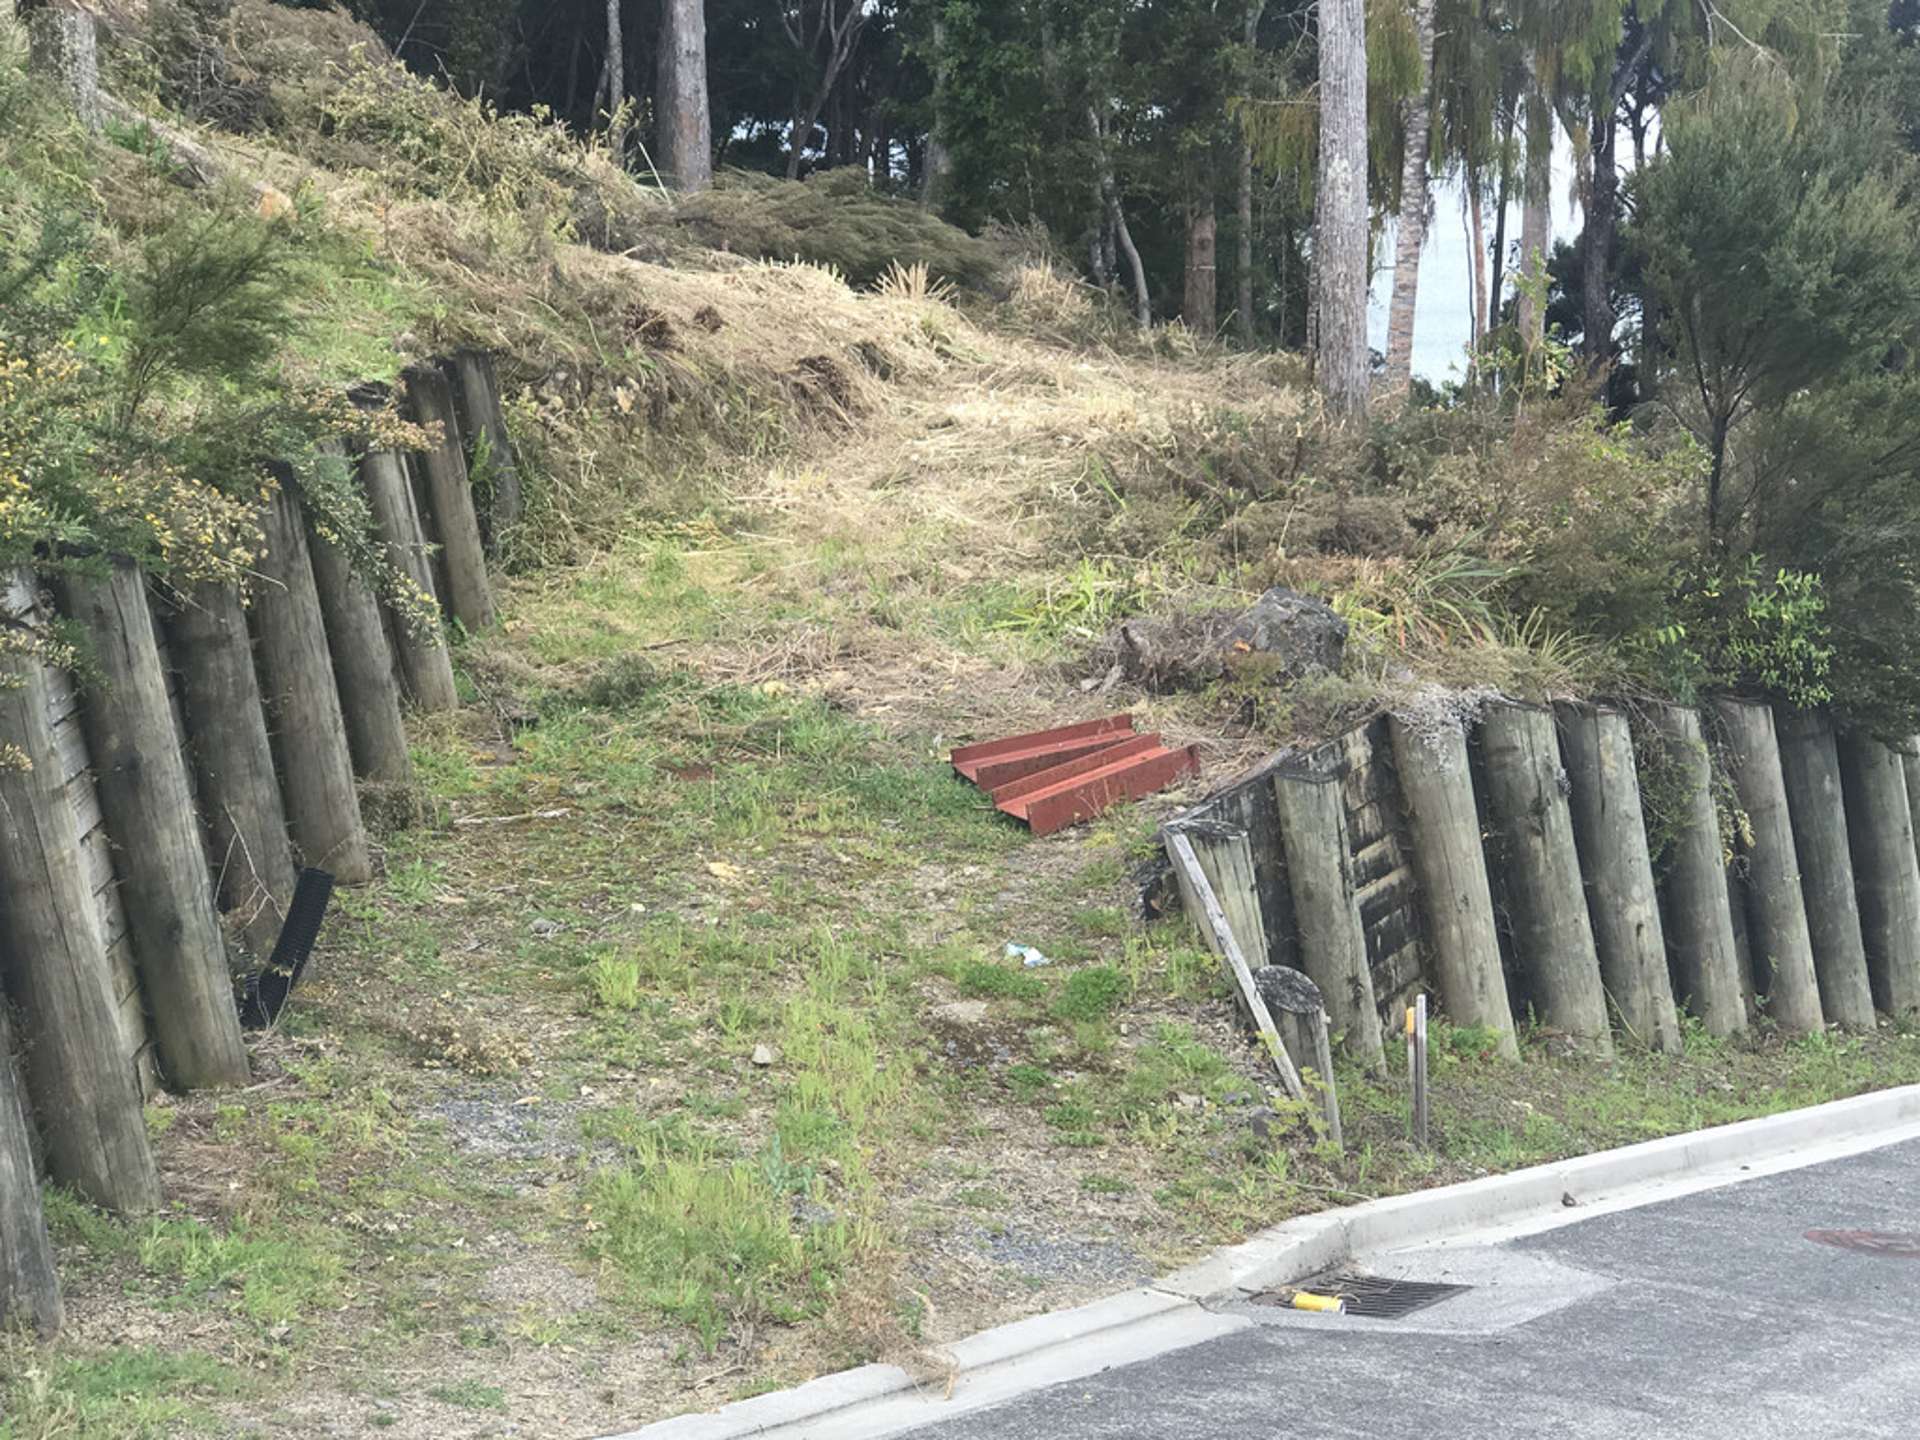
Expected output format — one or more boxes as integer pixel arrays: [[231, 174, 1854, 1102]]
[[1271, 769, 1384, 1070], [1647, 704, 1747, 1037], [57, 561, 250, 1090], [252, 483, 372, 883], [1555, 702, 1681, 1053], [1837, 732, 1920, 1018], [1775, 709, 1875, 1029], [1386, 713, 1517, 1058], [1253, 965, 1342, 1145], [1713, 698, 1824, 1035], [1479, 701, 1613, 1057], [26, 0, 103, 133]]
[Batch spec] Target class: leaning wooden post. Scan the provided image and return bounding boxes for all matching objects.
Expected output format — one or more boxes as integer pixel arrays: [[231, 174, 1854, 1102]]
[[163, 583, 296, 960], [0, 635, 161, 1214], [0, 1012, 62, 1336], [1837, 732, 1920, 1019], [1480, 701, 1614, 1057], [1271, 768, 1385, 1071], [1713, 698, 1824, 1035], [441, 351, 524, 542], [1555, 702, 1682, 1053], [252, 483, 373, 884], [1775, 709, 1876, 1029], [359, 448, 460, 713], [303, 450, 416, 789], [404, 365, 496, 633], [1647, 704, 1748, 1037], [1166, 828, 1306, 1101], [1386, 714, 1518, 1058], [56, 562, 250, 1090]]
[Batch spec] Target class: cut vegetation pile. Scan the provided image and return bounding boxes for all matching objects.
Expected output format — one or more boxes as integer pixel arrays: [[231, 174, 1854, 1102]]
[[8, 7, 1920, 1439]]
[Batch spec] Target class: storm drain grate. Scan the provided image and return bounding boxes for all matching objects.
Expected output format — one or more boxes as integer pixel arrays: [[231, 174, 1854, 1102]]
[[1252, 1272, 1471, 1319]]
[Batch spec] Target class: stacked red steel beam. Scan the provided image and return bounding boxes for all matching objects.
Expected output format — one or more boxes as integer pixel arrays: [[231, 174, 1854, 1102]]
[[950, 715, 1200, 836]]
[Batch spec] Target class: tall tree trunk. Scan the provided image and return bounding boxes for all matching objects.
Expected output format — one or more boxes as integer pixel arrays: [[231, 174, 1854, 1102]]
[[1314, 0, 1370, 414], [605, 0, 627, 164], [924, 11, 954, 206], [657, 0, 712, 191], [1465, 159, 1486, 353], [1488, 106, 1513, 338], [1235, 0, 1267, 346], [1584, 102, 1618, 367], [1089, 107, 1149, 328], [26, 1, 103, 133], [1380, 0, 1439, 402], [1184, 196, 1218, 337], [1516, 75, 1552, 358]]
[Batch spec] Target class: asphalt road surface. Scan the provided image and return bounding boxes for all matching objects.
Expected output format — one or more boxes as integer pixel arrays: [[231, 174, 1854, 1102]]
[[899, 1137, 1920, 1440]]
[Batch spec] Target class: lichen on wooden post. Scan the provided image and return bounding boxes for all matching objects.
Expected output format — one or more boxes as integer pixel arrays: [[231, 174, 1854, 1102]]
[[0, 610, 161, 1215], [57, 560, 251, 1090], [1555, 702, 1681, 1053], [404, 365, 496, 634], [1837, 732, 1920, 1019], [252, 483, 373, 884], [1647, 704, 1748, 1037], [1385, 713, 1518, 1059], [1775, 708, 1875, 1029], [1271, 768, 1385, 1071], [1713, 698, 1824, 1035], [1479, 701, 1613, 1057], [359, 448, 459, 713]]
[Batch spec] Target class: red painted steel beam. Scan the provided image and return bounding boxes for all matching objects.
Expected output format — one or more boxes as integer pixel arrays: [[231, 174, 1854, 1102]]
[[988, 732, 1167, 805], [951, 714, 1135, 781], [961, 733, 1138, 789], [998, 744, 1201, 837]]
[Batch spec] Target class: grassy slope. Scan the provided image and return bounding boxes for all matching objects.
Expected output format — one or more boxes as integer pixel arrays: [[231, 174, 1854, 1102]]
[[9, 18, 1920, 1440]]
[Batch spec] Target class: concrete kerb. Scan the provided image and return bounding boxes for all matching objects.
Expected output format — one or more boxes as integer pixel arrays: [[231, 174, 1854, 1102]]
[[603, 1083, 1920, 1440]]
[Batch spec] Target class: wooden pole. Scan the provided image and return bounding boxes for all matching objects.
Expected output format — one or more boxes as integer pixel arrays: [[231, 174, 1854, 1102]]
[[56, 562, 250, 1090], [0, 642, 161, 1215], [440, 352, 523, 542], [359, 448, 460, 713], [252, 483, 373, 884], [302, 451, 416, 789], [0, 1010, 62, 1336], [162, 582, 296, 960], [1271, 769, 1385, 1070], [1775, 709, 1875, 1029], [1648, 704, 1747, 1037], [1166, 828, 1307, 1101], [1254, 964, 1343, 1145], [404, 365, 496, 633], [1713, 698, 1824, 1035], [1555, 702, 1682, 1053], [1837, 732, 1920, 1019], [1386, 715, 1518, 1058], [1479, 702, 1613, 1057]]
